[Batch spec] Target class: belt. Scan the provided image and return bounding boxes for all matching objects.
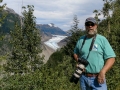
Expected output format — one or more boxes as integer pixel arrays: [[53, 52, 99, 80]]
[[83, 72, 98, 77]]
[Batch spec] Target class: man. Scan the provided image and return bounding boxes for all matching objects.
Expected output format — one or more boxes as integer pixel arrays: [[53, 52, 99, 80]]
[[73, 17, 116, 90]]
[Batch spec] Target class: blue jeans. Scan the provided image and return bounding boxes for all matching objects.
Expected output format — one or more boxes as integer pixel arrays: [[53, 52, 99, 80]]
[[80, 75, 107, 90]]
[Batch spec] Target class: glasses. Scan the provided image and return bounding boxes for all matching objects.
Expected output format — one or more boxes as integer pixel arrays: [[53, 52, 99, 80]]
[[85, 23, 95, 26]]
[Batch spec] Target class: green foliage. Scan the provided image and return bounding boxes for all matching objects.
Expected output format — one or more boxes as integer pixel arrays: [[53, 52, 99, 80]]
[[0, 34, 11, 55], [1, 56, 79, 90], [47, 50, 65, 68], [4, 23, 27, 74], [4, 5, 43, 75], [0, 0, 8, 54], [0, 1, 6, 26], [0, 71, 43, 90], [41, 56, 79, 90], [0, 55, 7, 80]]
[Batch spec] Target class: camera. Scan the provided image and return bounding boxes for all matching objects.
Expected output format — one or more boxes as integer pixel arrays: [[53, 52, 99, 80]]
[[70, 58, 89, 84]]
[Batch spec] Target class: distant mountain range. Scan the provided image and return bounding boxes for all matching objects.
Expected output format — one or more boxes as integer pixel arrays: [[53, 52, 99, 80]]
[[36, 23, 67, 36], [1, 7, 67, 36]]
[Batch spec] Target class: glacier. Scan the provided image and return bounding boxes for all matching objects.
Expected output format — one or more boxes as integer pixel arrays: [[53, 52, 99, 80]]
[[44, 35, 67, 50]]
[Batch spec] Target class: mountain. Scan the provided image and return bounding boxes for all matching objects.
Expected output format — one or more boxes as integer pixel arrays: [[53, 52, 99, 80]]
[[4, 7, 17, 14], [1, 7, 67, 36], [36, 23, 67, 35], [0, 7, 21, 33]]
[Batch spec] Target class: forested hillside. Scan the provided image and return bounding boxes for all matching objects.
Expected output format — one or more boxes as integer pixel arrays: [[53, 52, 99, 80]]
[[0, 7, 20, 33], [0, 0, 120, 90]]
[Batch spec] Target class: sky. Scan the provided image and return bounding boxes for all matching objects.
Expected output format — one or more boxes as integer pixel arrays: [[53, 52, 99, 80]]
[[1, 0, 104, 31]]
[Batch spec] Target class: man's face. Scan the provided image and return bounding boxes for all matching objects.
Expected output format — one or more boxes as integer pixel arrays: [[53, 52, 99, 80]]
[[85, 22, 97, 35]]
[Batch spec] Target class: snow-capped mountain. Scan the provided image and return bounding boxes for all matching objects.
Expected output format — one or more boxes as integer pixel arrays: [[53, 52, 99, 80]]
[[36, 23, 67, 35]]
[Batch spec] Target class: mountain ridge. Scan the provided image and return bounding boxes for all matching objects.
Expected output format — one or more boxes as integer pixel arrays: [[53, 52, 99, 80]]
[[36, 23, 67, 36], [1, 7, 67, 36]]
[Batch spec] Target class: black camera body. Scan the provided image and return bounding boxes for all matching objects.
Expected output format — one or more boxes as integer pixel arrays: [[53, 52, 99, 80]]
[[70, 58, 89, 84]]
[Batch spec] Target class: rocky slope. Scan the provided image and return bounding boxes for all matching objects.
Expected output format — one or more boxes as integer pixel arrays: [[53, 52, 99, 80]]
[[41, 43, 55, 63]]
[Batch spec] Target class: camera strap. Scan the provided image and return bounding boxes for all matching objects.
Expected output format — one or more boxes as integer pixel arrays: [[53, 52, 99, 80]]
[[80, 34, 97, 59], [79, 35, 87, 51]]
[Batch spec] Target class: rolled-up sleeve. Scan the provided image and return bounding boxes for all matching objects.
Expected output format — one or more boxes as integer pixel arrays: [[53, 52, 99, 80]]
[[103, 38, 116, 60]]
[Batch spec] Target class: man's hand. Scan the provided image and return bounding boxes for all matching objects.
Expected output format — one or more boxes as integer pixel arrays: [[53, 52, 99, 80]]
[[97, 71, 105, 84], [74, 54, 79, 62]]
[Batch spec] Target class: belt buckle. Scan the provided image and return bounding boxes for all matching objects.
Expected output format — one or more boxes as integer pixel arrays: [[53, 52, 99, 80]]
[[91, 73, 97, 77]]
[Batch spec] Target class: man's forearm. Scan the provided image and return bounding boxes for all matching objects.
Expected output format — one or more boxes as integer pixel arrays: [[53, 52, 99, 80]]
[[100, 58, 115, 74]]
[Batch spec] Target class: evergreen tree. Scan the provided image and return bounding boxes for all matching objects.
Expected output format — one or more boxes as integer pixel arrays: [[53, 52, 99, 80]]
[[21, 5, 44, 72], [5, 5, 43, 74], [0, 0, 7, 41], [0, 0, 6, 28], [93, 10, 101, 23], [101, 0, 113, 33], [63, 15, 85, 57]]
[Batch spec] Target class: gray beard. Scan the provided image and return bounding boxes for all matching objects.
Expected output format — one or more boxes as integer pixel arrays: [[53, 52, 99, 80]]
[[86, 29, 97, 36]]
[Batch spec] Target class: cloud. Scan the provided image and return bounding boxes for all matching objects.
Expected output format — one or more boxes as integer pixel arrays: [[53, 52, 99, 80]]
[[2, 0, 104, 31]]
